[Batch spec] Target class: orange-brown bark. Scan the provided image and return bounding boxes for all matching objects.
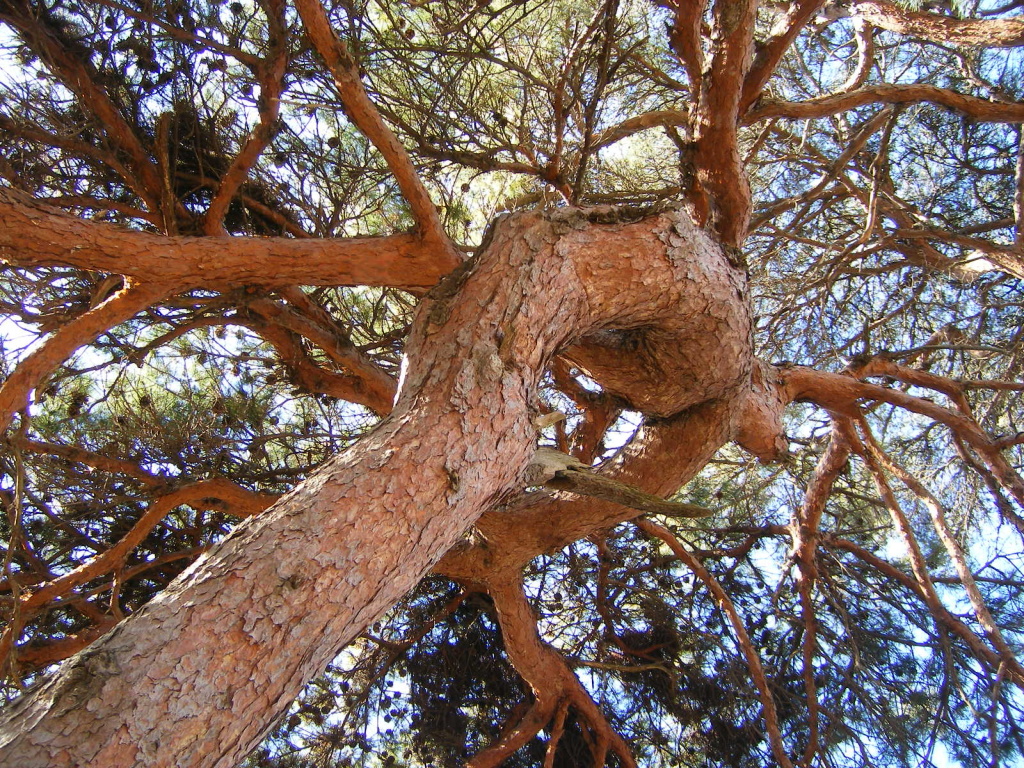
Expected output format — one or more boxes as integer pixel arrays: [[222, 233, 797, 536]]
[[0, 207, 753, 767], [0, 0, 1018, 762], [595, 110, 691, 151], [787, 424, 852, 767], [838, 17, 875, 93], [781, 365, 1024, 511], [474, 574, 637, 768], [13, 618, 121, 673], [242, 294, 398, 415], [294, 0, 456, 258], [436, 399, 740, 583], [853, 0, 1024, 46], [740, 0, 825, 112], [0, 187, 460, 291], [690, 0, 757, 246], [746, 84, 1024, 124], [668, 0, 707, 93]]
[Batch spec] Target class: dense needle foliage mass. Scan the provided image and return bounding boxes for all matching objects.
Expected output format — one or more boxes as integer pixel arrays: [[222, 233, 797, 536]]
[[1, 0, 1024, 766]]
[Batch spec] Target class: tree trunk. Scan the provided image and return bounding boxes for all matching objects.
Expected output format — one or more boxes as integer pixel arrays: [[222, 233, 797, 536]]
[[0, 207, 752, 767]]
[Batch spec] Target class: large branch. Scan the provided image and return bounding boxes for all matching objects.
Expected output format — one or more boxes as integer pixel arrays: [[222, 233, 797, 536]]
[[740, 0, 826, 112], [294, 0, 456, 258], [745, 84, 1024, 124], [242, 311, 396, 415], [593, 109, 690, 150], [243, 288, 397, 414], [667, 0, 707, 92], [0, 207, 753, 767], [0, 188, 458, 290], [691, 0, 758, 245], [437, 398, 741, 583], [852, 0, 1024, 46], [438, 358, 793, 585], [469, 573, 636, 768]]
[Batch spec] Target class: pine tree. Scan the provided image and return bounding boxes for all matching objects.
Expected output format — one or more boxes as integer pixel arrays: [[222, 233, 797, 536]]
[[1, 1, 1023, 766]]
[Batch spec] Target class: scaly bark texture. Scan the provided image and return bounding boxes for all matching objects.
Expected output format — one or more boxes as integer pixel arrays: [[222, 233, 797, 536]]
[[852, 0, 1024, 47], [436, 398, 740, 584], [0, 206, 752, 768]]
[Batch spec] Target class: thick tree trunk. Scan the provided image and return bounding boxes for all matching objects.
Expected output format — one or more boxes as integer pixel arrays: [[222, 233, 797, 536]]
[[0, 207, 751, 767]]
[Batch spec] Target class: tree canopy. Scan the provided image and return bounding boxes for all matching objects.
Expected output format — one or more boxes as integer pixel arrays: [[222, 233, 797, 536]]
[[1, 0, 1024, 766]]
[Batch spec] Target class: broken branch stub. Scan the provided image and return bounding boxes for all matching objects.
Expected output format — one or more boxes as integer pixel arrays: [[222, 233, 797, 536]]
[[525, 448, 713, 518]]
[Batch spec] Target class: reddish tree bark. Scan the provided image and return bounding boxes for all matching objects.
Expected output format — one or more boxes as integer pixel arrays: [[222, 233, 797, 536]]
[[852, 0, 1024, 46], [0, 188, 458, 291], [0, 206, 753, 767]]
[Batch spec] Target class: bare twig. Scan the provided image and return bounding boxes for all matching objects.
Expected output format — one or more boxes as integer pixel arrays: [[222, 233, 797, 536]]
[[746, 84, 1024, 124], [636, 518, 796, 768], [857, 420, 1024, 683]]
